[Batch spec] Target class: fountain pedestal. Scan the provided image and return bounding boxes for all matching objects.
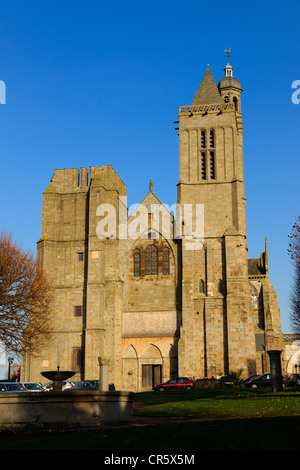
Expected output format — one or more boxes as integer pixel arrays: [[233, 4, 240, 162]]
[[41, 368, 76, 391]]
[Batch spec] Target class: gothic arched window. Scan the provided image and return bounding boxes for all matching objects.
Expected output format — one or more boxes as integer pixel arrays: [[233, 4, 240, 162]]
[[145, 245, 158, 275], [163, 247, 170, 275], [199, 279, 205, 294], [133, 248, 141, 276]]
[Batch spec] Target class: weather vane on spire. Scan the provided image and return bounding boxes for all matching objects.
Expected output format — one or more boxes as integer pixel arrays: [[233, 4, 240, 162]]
[[224, 44, 233, 61]]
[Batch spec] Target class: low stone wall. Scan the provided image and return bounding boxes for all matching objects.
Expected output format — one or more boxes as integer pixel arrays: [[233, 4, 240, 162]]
[[0, 391, 133, 431]]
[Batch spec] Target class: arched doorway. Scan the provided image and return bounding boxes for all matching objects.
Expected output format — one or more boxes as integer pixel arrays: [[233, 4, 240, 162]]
[[123, 345, 138, 391], [286, 348, 300, 374], [140, 344, 162, 390]]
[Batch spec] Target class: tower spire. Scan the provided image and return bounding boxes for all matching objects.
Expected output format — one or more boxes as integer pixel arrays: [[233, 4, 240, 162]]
[[191, 65, 221, 105]]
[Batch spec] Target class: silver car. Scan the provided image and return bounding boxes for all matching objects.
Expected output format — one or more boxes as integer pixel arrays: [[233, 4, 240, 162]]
[[0, 382, 25, 392], [19, 382, 44, 392], [42, 380, 76, 391]]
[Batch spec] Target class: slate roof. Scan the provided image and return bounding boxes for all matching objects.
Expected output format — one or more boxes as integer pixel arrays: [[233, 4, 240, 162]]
[[191, 65, 222, 105], [248, 258, 266, 276]]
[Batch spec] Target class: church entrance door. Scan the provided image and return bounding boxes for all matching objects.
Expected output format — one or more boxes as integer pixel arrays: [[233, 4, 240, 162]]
[[142, 364, 162, 389]]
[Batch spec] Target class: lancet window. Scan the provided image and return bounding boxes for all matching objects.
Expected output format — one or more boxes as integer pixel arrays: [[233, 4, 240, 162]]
[[145, 245, 158, 275], [163, 247, 170, 275], [199, 129, 216, 181], [134, 248, 141, 276]]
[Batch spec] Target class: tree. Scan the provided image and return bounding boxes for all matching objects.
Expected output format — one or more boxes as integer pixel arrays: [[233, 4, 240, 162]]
[[0, 232, 53, 356], [229, 369, 244, 396], [288, 217, 300, 334]]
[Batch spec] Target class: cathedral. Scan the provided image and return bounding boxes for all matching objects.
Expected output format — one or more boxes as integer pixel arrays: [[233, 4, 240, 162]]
[[22, 60, 283, 391]]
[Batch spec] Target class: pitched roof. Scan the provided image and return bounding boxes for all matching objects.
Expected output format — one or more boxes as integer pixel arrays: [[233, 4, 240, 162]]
[[191, 65, 221, 105], [128, 180, 174, 224]]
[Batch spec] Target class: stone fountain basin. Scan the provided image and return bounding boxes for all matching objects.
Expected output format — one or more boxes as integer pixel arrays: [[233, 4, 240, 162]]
[[41, 371, 76, 381]]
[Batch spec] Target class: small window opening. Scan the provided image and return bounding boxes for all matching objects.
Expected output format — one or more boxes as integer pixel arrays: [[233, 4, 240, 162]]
[[74, 305, 83, 317], [233, 96, 238, 111]]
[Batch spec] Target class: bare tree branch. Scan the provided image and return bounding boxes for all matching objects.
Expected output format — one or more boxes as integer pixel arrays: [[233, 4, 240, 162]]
[[288, 217, 300, 334], [0, 232, 54, 355]]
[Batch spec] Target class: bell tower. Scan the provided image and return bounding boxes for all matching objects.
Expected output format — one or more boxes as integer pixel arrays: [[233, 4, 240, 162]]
[[177, 61, 257, 378]]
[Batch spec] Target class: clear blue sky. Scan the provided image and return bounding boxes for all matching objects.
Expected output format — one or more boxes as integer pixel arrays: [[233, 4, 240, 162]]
[[0, 0, 299, 334]]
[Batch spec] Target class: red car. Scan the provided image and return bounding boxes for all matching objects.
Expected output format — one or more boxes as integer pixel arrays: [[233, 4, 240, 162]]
[[153, 377, 195, 391]]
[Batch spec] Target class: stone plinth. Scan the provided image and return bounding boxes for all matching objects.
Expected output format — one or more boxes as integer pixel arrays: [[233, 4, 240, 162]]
[[0, 390, 133, 431]]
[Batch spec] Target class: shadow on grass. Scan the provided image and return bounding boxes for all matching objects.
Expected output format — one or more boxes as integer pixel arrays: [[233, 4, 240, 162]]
[[0, 416, 299, 450]]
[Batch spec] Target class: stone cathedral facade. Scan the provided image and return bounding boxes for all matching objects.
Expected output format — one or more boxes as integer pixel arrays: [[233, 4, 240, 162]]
[[23, 61, 283, 391]]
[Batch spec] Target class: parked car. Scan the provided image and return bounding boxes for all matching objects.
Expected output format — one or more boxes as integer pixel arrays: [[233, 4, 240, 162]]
[[282, 375, 290, 386], [288, 373, 300, 386], [245, 373, 287, 388], [69, 380, 99, 390], [153, 377, 195, 391], [0, 382, 25, 392], [243, 375, 260, 386], [218, 375, 235, 387], [42, 380, 76, 391], [67, 380, 99, 392], [19, 382, 44, 392]]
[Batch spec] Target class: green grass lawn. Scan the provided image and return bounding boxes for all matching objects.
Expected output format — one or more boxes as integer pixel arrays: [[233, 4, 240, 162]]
[[134, 387, 300, 419], [0, 386, 299, 451]]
